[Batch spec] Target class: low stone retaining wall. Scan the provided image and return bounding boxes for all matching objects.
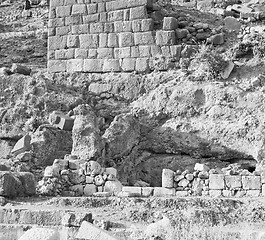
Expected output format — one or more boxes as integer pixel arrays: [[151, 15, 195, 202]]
[[158, 165, 265, 198]]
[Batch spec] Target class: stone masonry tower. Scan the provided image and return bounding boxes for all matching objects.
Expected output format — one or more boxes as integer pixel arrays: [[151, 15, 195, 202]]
[[48, 0, 182, 73]]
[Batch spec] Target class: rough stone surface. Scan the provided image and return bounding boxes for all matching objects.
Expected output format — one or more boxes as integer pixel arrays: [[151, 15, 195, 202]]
[[76, 221, 118, 239], [72, 104, 103, 160], [31, 125, 72, 166], [162, 169, 174, 188], [18, 227, 60, 240]]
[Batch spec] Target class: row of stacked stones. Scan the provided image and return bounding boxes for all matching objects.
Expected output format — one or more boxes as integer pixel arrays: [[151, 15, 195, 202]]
[[162, 163, 265, 197], [37, 157, 122, 197], [48, 0, 224, 73]]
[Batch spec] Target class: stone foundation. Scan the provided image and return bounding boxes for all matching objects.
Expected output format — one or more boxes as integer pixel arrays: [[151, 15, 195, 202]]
[[47, 0, 223, 73]]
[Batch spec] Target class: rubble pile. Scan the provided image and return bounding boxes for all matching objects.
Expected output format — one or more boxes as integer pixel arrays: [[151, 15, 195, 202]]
[[37, 158, 122, 197]]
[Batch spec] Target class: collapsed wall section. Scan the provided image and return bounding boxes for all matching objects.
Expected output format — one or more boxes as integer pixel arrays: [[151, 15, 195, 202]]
[[47, 0, 185, 73]]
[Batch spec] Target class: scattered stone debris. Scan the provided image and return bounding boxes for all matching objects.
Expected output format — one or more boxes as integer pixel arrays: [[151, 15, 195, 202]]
[[10, 63, 31, 75]]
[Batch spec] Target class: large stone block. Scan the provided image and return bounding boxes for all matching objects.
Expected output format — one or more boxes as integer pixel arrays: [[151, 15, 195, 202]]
[[48, 60, 67, 72], [153, 187, 175, 197], [99, 33, 108, 48], [242, 176, 261, 190], [65, 15, 83, 25], [104, 23, 114, 33], [131, 46, 140, 57], [87, 3, 97, 14], [76, 221, 118, 240], [224, 175, 242, 190], [90, 22, 104, 34], [108, 33, 118, 48], [122, 186, 141, 196], [142, 19, 154, 31], [67, 35, 79, 48], [15, 172, 36, 196], [31, 125, 72, 165], [132, 19, 141, 32], [163, 17, 178, 30], [48, 18, 64, 28], [121, 58, 136, 71], [114, 47, 131, 58], [49, 111, 74, 131], [114, 21, 132, 33], [56, 6, 71, 17], [170, 45, 181, 59], [75, 49, 89, 58], [209, 190, 222, 197], [97, 48, 114, 59], [139, 45, 151, 57], [88, 49, 98, 58], [83, 59, 103, 72], [50, 0, 64, 7], [48, 36, 67, 50], [84, 184, 97, 196], [127, 0, 153, 8], [135, 58, 149, 73], [108, 10, 124, 22], [103, 59, 121, 72], [72, 4, 87, 15], [67, 59, 84, 72], [56, 26, 70, 36], [156, 30, 176, 46], [11, 134, 31, 156], [209, 174, 225, 190], [71, 24, 89, 34], [104, 180, 122, 195], [119, 32, 134, 47], [141, 187, 154, 197], [83, 14, 99, 23], [130, 6, 147, 20], [162, 169, 174, 188], [134, 32, 155, 45], [79, 34, 99, 48], [246, 190, 260, 197], [18, 227, 60, 240]]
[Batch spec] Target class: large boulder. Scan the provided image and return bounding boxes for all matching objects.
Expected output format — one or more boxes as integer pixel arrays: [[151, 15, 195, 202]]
[[0, 171, 24, 198], [30, 125, 72, 166], [14, 172, 36, 196], [71, 104, 103, 161], [103, 113, 141, 158]]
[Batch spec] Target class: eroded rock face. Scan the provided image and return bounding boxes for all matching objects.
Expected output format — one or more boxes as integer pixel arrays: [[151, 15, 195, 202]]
[[71, 104, 103, 161], [31, 125, 72, 166], [103, 113, 141, 159]]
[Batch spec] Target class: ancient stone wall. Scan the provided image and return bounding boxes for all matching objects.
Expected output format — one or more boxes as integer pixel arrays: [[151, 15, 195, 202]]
[[47, 0, 198, 73]]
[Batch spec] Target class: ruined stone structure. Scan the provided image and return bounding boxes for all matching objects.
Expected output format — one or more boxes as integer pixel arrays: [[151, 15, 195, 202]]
[[47, 0, 191, 73]]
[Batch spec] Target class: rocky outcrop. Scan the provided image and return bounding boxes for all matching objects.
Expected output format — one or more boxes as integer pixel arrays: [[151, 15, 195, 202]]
[[71, 105, 103, 161], [31, 125, 72, 166]]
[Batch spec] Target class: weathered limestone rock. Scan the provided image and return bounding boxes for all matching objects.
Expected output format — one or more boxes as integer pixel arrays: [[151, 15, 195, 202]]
[[72, 104, 102, 160], [104, 180, 122, 195], [11, 134, 31, 156], [220, 61, 234, 79], [53, 159, 69, 171], [44, 165, 60, 178], [122, 186, 141, 196], [68, 170, 85, 185], [153, 187, 175, 197], [10, 63, 31, 76], [15, 172, 36, 196], [0, 171, 24, 198], [223, 16, 242, 32], [145, 217, 174, 240], [162, 169, 174, 188], [76, 221, 118, 240], [0, 139, 16, 158], [105, 167, 117, 178], [84, 184, 97, 196], [225, 175, 242, 189], [242, 176, 261, 190], [18, 227, 60, 240], [103, 113, 141, 158], [31, 125, 72, 166], [69, 184, 84, 196], [49, 111, 74, 131], [142, 187, 154, 197], [86, 161, 101, 176], [209, 174, 225, 190], [61, 212, 92, 227], [194, 163, 210, 172], [15, 151, 32, 162], [209, 190, 222, 197]]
